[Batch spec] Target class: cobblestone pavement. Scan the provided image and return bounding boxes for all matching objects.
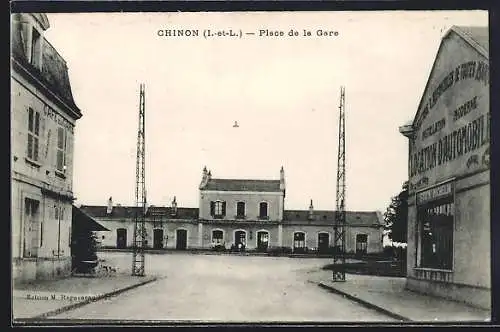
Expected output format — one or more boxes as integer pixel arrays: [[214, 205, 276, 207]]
[[51, 252, 395, 322]]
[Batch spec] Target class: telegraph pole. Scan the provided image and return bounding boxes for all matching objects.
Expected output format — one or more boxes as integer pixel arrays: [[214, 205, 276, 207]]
[[333, 86, 346, 282], [132, 83, 147, 276]]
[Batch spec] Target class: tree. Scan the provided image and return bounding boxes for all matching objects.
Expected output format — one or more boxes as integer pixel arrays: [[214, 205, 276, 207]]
[[384, 181, 409, 244]]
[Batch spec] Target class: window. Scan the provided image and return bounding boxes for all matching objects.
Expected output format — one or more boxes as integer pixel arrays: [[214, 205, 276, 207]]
[[356, 234, 368, 255], [56, 127, 67, 173], [23, 198, 40, 258], [212, 230, 224, 246], [293, 232, 306, 249], [259, 202, 268, 219], [30, 28, 41, 68], [210, 201, 226, 218], [417, 199, 454, 270], [236, 202, 245, 218], [27, 108, 40, 162]]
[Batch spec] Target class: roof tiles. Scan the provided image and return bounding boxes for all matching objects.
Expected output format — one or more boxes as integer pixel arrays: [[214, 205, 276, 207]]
[[203, 179, 282, 192]]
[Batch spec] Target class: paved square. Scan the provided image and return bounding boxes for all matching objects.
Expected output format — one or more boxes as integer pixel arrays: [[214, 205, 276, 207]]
[[48, 252, 395, 322]]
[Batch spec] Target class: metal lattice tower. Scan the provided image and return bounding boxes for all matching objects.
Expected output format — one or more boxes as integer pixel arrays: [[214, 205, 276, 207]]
[[132, 83, 147, 276], [333, 86, 346, 282]]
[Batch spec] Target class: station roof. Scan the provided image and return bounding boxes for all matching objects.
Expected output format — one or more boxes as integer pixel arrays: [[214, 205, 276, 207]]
[[202, 179, 282, 192], [79, 205, 199, 219], [283, 210, 383, 226]]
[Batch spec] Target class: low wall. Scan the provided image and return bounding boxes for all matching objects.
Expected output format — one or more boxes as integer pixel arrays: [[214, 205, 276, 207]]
[[406, 277, 491, 310], [12, 257, 72, 286]]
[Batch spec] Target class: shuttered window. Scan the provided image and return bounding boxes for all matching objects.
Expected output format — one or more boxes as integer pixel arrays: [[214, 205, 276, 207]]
[[56, 126, 67, 172], [211, 201, 226, 218], [27, 108, 40, 161]]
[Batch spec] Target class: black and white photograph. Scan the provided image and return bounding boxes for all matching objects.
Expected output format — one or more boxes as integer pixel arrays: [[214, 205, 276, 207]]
[[11, 9, 491, 324]]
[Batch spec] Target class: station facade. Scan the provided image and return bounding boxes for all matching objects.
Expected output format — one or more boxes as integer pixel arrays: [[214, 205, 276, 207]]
[[399, 26, 490, 309], [81, 167, 384, 255]]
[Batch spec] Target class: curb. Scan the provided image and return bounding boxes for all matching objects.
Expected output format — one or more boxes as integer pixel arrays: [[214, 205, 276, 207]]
[[30, 276, 159, 319], [316, 281, 411, 322]]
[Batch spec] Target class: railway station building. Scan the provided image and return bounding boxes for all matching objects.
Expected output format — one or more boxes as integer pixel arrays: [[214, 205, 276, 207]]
[[81, 167, 385, 255]]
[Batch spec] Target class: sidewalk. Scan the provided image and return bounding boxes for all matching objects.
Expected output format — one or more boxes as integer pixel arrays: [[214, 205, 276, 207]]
[[308, 270, 491, 322], [12, 274, 158, 320]]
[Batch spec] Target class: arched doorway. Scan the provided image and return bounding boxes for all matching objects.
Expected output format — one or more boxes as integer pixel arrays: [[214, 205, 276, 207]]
[[176, 229, 187, 250], [212, 229, 224, 250], [257, 231, 269, 252], [153, 228, 164, 249], [356, 234, 368, 256], [234, 230, 246, 250], [116, 228, 127, 249], [293, 232, 306, 254], [318, 232, 330, 254]]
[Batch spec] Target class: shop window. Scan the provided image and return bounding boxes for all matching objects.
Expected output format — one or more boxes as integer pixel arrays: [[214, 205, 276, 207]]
[[417, 199, 454, 270]]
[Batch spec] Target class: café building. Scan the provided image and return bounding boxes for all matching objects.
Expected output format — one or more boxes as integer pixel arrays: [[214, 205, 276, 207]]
[[399, 26, 490, 309]]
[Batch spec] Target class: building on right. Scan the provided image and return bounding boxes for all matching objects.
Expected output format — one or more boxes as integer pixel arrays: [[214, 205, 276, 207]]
[[399, 26, 490, 310]]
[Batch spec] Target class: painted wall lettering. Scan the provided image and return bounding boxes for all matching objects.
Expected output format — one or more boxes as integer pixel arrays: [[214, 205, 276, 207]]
[[43, 104, 74, 133], [414, 61, 489, 131], [410, 113, 489, 177], [422, 118, 446, 140], [453, 96, 478, 121]]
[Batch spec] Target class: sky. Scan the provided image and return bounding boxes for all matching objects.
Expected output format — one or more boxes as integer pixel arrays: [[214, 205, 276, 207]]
[[42, 10, 488, 212]]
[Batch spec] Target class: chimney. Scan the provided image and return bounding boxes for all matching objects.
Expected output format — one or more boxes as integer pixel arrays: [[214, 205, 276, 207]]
[[106, 196, 113, 214], [199, 166, 209, 189], [171, 196, 178, 216], [308, 199, 314, 220], [279, 166, 286, 191]]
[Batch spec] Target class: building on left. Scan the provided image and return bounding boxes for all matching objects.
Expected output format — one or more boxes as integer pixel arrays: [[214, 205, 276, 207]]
[[11, 13, 83, 283]]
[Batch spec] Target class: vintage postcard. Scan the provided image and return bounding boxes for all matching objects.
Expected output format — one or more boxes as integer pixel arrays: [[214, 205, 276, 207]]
[[11, 9, 490, 324]]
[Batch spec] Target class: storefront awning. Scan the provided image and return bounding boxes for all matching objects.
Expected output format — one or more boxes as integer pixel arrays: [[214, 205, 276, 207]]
[[72, 205, 110, 231]]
